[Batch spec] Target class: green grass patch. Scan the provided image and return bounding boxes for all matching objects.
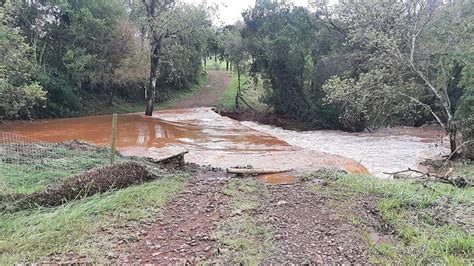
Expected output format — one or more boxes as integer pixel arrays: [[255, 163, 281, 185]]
[[206, 59, 227, 70], [217, 73, 267, 111], [214, 178, 273, 264], [311, 167, 474, 264], [0, 144, 110, 195], [0, 142, 190, 263], [0, 175, 188, 264]]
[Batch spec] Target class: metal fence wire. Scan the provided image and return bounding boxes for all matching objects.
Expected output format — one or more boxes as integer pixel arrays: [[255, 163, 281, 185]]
[[0, 131, 71, 164]]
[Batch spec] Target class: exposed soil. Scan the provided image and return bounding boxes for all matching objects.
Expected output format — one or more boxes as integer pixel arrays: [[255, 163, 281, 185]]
[[113, 173, 231, 264], [175, 70, 232, 108], [257, 180, 377, 264], [109, 175, 390, 264]]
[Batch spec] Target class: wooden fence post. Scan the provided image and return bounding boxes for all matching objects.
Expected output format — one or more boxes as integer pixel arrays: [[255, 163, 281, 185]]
[[110, 113, 118, 164]]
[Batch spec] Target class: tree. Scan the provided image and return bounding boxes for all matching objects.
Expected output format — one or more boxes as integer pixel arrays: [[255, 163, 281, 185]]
[[0, 2, 46, 119], [242, 1, 317, 118], [224, 23, 248, 109], [91, 20, 138, 105], [135, 0, 210, 116], [322, 0, 473, 154]]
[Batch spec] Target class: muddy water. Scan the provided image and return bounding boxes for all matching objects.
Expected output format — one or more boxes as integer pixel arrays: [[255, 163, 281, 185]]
[[0, 108, 447, 178], [241, 121, 449, 177], [0, 108, 365, 175], [257, 173, 297, 185]]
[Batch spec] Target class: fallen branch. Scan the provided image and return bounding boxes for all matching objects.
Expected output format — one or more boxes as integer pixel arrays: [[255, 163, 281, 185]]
[[384, 168, 471, 188], [238, 95, 255, 111], [227, 168, 292, 175], [147, 150, 188, 165]]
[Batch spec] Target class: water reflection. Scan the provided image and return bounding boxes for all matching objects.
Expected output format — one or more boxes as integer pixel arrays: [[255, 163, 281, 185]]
[[0, 108, 389, 175]]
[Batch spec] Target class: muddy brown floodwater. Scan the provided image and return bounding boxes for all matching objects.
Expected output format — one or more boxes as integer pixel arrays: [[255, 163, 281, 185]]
[[0, 107, 447, 177], [241, 121, 450, 177], [0, 108, 366, 176]]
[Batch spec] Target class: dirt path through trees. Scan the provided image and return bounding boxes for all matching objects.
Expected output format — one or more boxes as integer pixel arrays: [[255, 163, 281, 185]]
[[175, 70, 232, 108]]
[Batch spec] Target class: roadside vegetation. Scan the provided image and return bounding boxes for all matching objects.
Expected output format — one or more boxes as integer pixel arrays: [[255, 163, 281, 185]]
[[217, 73, 266, 111], [309, 166, 473, 264], [0, 0, 213, 119], [0, 142, 190, 264]]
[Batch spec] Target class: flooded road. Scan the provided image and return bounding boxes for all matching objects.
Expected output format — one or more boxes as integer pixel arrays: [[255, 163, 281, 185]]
[[0, 107, 448, 177], [0, 108, 366, 175], [242, 121, 449, 177]]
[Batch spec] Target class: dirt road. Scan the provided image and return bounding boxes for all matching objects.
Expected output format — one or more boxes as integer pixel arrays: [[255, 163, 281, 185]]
[[107, 70, 381, 263], [175, 70, 232, 108]]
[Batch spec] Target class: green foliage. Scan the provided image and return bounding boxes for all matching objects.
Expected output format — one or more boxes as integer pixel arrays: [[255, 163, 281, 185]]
[[323, 68, 421, 131], [0, 3, 46, 119], [315, 170, 474, 264], [243, 2, 316, 119], [322, 0, 473, 135]]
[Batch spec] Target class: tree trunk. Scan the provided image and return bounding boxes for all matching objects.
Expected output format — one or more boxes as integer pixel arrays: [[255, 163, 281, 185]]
[[108, 71, 115, 106], [145, 40, 161, 116], [447, 119, 457, 155], [226, 60, 229, 71], [235, 66, 241, 109]]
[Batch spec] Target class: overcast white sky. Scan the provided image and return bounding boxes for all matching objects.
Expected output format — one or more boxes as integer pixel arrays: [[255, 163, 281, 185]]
[[185, 0, 334, 25]]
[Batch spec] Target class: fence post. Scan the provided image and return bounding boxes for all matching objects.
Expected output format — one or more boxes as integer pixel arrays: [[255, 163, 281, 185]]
[[110, 113, 118, 164]]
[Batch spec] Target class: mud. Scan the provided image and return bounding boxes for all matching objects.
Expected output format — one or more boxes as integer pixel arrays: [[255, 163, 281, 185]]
[[257, 173, 297, 185], [112, 178, 229, 264]]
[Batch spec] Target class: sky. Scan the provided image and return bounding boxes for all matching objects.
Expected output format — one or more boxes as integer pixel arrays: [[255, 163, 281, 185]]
[[185, 0, 323, 25]]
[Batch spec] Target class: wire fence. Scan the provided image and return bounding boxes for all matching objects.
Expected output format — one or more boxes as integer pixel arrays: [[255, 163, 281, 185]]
[[0, 132, 68, 164], [0, 131, 112, 196]]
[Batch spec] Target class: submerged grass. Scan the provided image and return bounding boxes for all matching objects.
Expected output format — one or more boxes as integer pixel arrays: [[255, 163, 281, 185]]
[[312, 167, 474, 264]]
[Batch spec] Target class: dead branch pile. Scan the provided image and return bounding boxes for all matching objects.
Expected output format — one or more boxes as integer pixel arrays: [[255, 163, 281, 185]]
[[21, 162, 155, 207], [384, 168, 471, 188]]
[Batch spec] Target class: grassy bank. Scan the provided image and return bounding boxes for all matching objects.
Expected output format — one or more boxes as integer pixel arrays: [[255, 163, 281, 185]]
[[60, 73, 209, 118], [0, 143, 189, 264], [311, 166, 474, 264], [217, 73, 266, 111]]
